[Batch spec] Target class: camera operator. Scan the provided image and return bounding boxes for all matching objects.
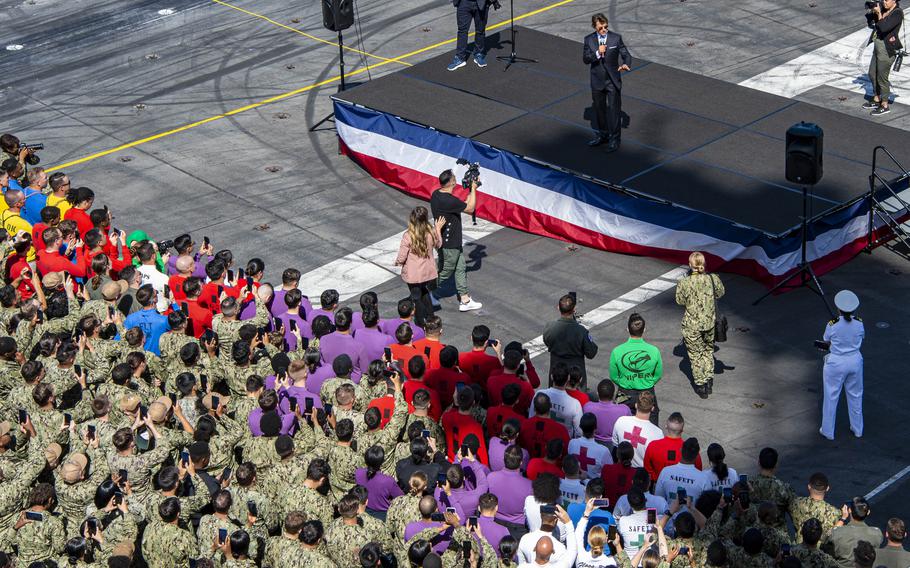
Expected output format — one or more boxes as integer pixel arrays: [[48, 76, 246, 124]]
[[448, 0, 497, 71], [0, 134, 38, 185], [430, 169, 482, 312], [865, 0, 904, 116]]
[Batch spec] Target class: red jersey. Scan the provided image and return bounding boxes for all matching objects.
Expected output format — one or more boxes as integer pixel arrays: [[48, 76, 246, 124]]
[[519, 416, 569, 459], [403, 380, 442, 421], [484, 405, 527, 438], [32, 223, 49, 252], [168, 275, 188, 302], [367, 396, 396, 429], [63, 208, 93, 237], [412, 338, 445, 369], [425, 367, 471, 409], [486, 373, 535, 415], [601, 463, 636, 505], [182, 298, 213, 338], [199, 280, 248, 313], [389, 344, 428, 380], [567, 389, 590, 406], [36, 248, 87, 278], [526, 458, 565, 481], [458, 350, 502, 387], [441, 410, 489, 465], [5, 255, 36, 300], [642, 437, 704, 482]]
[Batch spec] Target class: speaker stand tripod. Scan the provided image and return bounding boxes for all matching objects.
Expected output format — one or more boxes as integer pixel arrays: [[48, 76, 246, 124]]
[[495, 0, 537, 70], [753, 185, 835, 317], [310, 29, 347, 132]]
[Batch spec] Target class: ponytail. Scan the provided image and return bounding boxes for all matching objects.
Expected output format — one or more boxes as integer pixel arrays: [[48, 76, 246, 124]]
[[842, 311, 853, 322], [707, 443, 729, 481]]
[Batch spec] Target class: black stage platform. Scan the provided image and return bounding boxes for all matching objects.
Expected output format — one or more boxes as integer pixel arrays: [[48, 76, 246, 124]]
[[338, 27, 907, 235]]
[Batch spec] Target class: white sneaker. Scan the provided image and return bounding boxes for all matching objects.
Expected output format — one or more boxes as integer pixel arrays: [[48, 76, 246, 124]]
[[429, 293, 441, 308], [459, 298, 482, 312]]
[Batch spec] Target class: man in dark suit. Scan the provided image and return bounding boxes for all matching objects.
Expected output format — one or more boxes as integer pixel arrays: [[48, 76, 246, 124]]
[[582, 13, 632, 152], [449, 0, 492, 71]]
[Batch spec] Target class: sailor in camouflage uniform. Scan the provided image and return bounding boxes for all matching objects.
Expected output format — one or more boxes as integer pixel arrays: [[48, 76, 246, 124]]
[[674, 252, 724, 398], [789, 473, 840, 544]]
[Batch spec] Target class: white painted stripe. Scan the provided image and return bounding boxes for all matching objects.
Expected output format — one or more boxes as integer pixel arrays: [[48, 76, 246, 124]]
[[864, 464, 910, 501], [738, 27, 910, 99], [297, 217, 500, 301], [525, 266, 689, 359], [337, 118, 882, 276]]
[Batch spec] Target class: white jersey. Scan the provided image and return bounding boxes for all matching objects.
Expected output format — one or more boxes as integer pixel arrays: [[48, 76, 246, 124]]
[[535, 387, 583, 437], [703, 466, 738, 491], [568, 437, 613, 479], [559, 478, 587, 508], [617, 509, 651, 561], [611, 416, 662, 467], [654, 463, 711, 503], [613, 492, 668, 519]]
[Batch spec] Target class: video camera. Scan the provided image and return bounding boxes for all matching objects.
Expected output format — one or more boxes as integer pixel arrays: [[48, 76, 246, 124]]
[[456, 158, 482, 189], [22, 143, 43, 166], [156, 239, 175, 252]]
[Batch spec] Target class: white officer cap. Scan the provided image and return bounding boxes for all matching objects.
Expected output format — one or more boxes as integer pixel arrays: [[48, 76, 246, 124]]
[[834, 290, 859, 313]]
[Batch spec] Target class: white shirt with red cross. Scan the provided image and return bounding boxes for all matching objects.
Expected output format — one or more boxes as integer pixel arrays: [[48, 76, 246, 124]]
[[568, 436, 613, 479], [611, 415, 663, 467]]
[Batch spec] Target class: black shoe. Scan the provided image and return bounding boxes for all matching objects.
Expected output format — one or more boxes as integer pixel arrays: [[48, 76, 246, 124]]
[[872, 106, 891, 116], [862, 100, 879, 110], [587, 136, 606, 147], [706, 379, 713, 395], [605, 142, 619, 153], [695, 385, 709, 399]]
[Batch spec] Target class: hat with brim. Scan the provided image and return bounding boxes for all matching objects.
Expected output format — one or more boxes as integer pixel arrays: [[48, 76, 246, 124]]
[[0, 421, 11, 438], [148, 396, 172, 423], [202, 393, 230, 411], [834, 290, 860, 313], [44, 442, 63, 467], [41, 271, 65, 289], [61, 452, 88, 484], [119, 393, 141, 413], [102, 279, 129, 301]]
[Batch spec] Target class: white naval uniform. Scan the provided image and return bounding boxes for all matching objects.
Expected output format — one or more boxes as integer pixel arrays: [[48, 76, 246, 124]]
[[821, 316, 864, 438]]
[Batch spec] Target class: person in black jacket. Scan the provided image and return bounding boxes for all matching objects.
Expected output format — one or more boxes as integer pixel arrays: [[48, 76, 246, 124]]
[[865, 0, 904, 115], [582, 13, 632, 152], [542, 293, 598, 389]]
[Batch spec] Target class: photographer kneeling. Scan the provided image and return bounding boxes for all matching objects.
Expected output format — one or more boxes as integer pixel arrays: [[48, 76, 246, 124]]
[[865, 0, 904, 116]]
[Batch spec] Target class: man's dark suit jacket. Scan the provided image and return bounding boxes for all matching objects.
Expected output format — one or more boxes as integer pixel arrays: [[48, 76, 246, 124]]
[[582, 30, 632, 90]]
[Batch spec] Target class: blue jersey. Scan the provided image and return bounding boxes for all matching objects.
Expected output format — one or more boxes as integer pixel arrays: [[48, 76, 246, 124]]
[[123, 308, 169, 355]]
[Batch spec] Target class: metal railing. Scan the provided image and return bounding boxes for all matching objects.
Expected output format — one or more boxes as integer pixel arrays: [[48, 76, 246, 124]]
[[867, 146, 910, 258]]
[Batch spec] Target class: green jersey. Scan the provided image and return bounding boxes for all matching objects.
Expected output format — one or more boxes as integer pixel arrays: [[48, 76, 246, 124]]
[[609, 337, 662, 389]]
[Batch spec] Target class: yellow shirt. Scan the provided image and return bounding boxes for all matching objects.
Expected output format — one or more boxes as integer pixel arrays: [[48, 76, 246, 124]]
[[46, 194, 71, 217], [0, 210, 35, 261]]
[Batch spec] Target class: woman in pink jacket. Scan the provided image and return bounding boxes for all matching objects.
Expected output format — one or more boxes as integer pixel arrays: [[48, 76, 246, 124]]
[[395, 206, 444, 327]]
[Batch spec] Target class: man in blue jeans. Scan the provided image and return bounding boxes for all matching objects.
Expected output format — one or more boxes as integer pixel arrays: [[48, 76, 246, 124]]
[[430, 170, 482, 312], [448, 0, 492, 71]]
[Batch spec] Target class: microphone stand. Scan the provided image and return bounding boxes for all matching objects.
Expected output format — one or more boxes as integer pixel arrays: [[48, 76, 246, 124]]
[[495, 0, 537, 70]]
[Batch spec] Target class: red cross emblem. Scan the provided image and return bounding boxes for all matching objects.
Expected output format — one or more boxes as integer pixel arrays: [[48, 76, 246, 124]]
[[623, 426, 647, 448], [576, 446, 597, 471]]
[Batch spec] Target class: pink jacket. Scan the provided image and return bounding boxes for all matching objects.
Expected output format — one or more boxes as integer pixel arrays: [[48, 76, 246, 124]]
[[395, 230, 441, 284]]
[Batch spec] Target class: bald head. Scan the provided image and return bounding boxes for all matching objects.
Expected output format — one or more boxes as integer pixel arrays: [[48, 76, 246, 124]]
[[257, 283, 273, 302], [175, 256, 195, 274], [4, 190, 22, 209], [534, 536, 554, 562]]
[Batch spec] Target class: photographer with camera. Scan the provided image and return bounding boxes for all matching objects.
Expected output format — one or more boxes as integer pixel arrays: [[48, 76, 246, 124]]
[[0, 134, 41, 186], [448, 0, 499, 71], [865, 0, 904, 115], [430, 169, 482, 313]]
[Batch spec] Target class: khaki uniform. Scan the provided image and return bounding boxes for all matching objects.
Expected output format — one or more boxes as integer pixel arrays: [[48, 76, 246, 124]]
[[675, 272, 724, 386], [789, 497, 840, 544], [141, 521, 197, 568]]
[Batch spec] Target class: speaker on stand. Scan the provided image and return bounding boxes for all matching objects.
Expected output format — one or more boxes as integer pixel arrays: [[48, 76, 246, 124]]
[[310, 0, 355, 131], [754, 122, 833, 316]]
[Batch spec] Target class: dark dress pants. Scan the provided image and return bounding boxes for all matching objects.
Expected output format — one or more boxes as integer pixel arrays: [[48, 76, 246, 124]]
[[456, 0, 490, 60], [408, 280, 435, 328], [592, 80, 622, 143]]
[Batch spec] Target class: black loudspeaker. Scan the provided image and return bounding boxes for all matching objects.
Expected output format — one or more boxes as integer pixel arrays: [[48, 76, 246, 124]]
[[322, 0, 354, 32], [785, 122, 823, 185]]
